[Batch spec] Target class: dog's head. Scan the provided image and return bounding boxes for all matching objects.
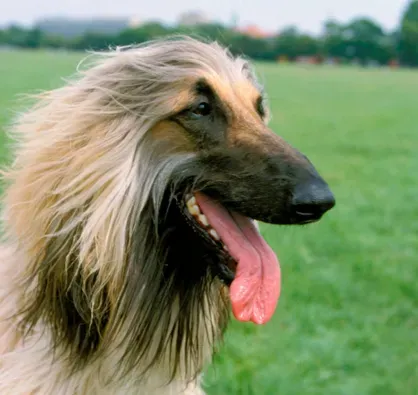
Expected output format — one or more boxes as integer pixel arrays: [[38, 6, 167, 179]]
[[142, 39, 335, 325], [4, 36, 334, 380]]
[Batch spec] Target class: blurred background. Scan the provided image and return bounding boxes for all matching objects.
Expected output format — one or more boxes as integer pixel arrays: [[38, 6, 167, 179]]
[[1, 0, 418, 67], [1, 1, 417, 394]]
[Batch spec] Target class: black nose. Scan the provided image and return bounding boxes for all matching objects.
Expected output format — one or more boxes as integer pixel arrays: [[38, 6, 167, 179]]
[[291, 177, 335, 224]]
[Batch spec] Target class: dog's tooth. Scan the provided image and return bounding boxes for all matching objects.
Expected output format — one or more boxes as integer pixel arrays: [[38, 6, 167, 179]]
[[223, 245, 229, 252], [253, 220, 260, 232], [209, 229, 220, 241], [188, 204, 200, 216], [198, 214, 209, 227], [187, 196, 197, 207]]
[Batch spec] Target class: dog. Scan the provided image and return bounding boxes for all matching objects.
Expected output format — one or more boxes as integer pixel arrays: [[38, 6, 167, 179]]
[[0, 36, 335, 394]]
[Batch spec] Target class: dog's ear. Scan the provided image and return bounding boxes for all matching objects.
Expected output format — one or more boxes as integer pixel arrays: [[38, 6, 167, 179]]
[[19, 225, 110, 360]]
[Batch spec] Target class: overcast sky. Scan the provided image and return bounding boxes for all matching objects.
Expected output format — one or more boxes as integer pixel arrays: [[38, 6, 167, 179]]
[[0, 0, 409, 34]]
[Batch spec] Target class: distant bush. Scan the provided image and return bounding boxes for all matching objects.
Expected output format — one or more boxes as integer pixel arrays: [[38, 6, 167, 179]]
[[0, 8, 413, 66]]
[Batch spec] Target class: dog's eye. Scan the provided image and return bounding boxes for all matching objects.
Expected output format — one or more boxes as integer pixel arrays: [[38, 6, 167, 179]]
[[192, 102, 212, 117], [256, 97, 265, 118]]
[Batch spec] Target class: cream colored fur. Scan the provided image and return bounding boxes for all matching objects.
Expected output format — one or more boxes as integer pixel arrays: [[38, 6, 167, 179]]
[[0, 37, 257, 394]]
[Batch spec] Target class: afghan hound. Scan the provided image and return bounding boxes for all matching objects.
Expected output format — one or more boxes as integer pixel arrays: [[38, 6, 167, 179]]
[[0, 36, 335, 394]]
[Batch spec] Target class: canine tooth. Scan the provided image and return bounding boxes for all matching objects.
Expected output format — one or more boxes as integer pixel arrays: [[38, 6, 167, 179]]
[[187, 196, 196, 206], [253, 220, 260, 232], [209, 229, 220, 241], [198, 214, 209, 227], [223, 245, 229, 251], [188, 204, 200, 216]]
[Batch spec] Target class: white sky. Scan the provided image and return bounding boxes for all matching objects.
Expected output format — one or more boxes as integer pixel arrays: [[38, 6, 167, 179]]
[[0, 0, 409, 34]]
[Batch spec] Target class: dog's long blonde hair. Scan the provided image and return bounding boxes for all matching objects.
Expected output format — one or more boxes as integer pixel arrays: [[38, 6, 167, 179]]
[[0, 37, 255, 387]]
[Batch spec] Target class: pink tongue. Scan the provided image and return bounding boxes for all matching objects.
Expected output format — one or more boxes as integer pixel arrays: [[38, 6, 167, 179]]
[[195, 193, 281, 325]]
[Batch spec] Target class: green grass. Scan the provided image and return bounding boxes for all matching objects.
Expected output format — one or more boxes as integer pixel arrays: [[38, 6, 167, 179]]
[[1, 49, 418, 394]]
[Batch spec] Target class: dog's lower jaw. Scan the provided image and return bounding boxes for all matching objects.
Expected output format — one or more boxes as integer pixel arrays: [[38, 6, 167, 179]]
[[0, 246, 218, 395]]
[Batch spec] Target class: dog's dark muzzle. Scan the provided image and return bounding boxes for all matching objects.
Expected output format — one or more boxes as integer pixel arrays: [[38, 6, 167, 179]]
[[237, 151, 335, 225], [193, 133, 335, 226]]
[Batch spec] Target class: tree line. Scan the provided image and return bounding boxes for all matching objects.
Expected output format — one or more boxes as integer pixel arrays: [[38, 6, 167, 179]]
[[1, 0, 418, 67]]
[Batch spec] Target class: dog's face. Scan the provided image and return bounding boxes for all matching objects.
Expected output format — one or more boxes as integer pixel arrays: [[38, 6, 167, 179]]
[[8, 39, 336, 378], [150, 67, 335, 324], [170, 77, 334, 221]]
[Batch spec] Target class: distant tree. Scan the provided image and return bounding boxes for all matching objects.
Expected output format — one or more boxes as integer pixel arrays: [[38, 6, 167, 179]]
[[42, 35, 68, 49], [71, 32, 116, 51], [274, 26, 319, 60], [279, 26, 299, 37], [274, 26, 301, 59], [344, 18, 391, 64], [230, 34, 275, 60], [321, 18, 394, 65], [2, 25, 28, 47], [24, 28, 44, 48], [398, 0, 418, 66], [114, 22, 171, 47], [296, 34, 319, 56], [115, 28, 151, 47], [322, 20, 346, 59], [0, 14, 408, 66], [181, 23, 234, 46], [323, 19, 344, 60], [139, 22, 171, 38]]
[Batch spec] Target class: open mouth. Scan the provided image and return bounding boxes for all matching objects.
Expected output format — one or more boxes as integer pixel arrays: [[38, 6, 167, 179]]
[[183, 194, 238, 282], [181, 192, 281, 325]]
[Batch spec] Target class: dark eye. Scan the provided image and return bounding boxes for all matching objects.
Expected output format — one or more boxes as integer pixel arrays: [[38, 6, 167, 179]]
[[192, 102, 212, 117], [256, 97, 265, 118]]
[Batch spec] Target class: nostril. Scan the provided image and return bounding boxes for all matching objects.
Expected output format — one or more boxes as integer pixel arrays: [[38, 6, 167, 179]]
[[293, 202, 333, 220], [293, 203, 321, 216], [291, 181, 336, 219]]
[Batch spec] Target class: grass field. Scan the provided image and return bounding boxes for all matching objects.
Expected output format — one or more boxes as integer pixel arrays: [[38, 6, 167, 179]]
[[1, 49, 418, 394]]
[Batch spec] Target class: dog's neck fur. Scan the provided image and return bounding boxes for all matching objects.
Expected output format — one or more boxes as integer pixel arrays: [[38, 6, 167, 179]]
[[0, 199, 229, 394], [0, 38, 257, 394]]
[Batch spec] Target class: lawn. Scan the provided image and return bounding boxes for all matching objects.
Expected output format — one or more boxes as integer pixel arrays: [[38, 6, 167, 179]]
[[1, 49, 418, 395]]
